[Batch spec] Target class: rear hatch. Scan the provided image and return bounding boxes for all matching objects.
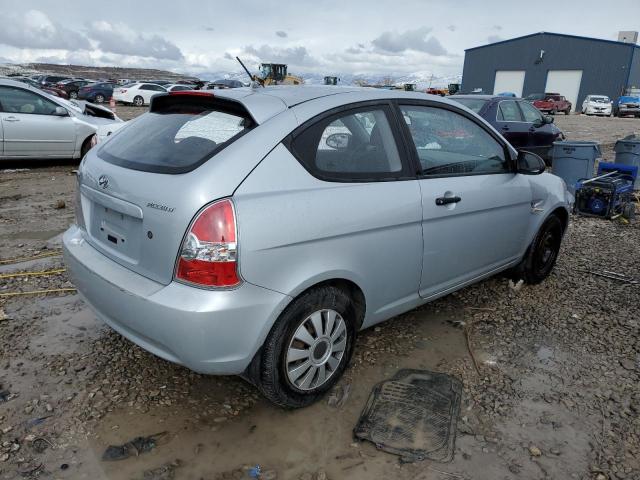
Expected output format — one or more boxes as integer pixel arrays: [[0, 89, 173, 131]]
[[76, 91, 289, 285]]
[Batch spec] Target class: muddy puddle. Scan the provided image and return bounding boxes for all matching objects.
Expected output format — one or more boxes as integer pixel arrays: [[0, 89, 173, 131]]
[[69, 312, 472, 479]]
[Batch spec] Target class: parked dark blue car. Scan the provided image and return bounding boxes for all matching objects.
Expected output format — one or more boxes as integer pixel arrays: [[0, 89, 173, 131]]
[[77, 82, 116, 103], [450, 95, 564, 165]]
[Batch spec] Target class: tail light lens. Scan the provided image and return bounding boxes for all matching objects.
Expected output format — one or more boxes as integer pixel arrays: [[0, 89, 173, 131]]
[[175, 199, 240, 288]]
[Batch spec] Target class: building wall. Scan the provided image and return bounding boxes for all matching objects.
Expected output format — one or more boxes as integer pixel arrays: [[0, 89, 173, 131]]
[[629, 47, 640, 90], [461, 33, 636, 109]]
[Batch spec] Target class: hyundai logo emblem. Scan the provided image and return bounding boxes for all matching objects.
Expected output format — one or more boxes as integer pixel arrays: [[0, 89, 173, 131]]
[[98, 175, 109, 189]]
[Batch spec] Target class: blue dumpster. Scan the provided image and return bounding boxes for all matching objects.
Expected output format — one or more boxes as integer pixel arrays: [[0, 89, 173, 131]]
[[614, 135, 640, 189], [551, 141, 601, 193]]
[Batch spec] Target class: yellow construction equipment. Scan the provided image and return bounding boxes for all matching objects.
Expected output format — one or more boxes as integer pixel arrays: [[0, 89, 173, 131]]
[[236, 57, 304, 87], [258, 63, 303, 85]]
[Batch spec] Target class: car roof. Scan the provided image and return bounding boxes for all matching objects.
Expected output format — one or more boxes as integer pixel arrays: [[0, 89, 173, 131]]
[[208, 85, 473, 124], [450, 94, 522, 102]]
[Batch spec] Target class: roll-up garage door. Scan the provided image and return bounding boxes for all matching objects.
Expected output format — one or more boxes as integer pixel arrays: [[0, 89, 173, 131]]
[[545, 70, 583, 111], [493, 71, 526, 97]]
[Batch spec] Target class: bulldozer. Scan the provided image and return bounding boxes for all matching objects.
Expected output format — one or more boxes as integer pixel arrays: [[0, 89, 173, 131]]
[[258, 63, 303, 85]]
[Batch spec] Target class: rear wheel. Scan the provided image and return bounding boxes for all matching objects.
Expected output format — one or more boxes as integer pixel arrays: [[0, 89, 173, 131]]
[[514, 215, 563, 284], [251, 286, 357, 408], [133, 95, 144, 107], [550, 108, 557, 115], [70, 91, 78, 99], [95, 94, 105, 103]]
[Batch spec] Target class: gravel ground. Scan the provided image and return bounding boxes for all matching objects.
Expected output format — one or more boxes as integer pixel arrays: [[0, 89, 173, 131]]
[[0, 113, 639, 479]]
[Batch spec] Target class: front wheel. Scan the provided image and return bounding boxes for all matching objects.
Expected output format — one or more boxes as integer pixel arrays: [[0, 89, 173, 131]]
[[252, 286, 357, 408], [514, 215, 563, 284], [95, 94, 105, 103], [564, 108, 571, 115], [70, 91, 78, 99], [133, 96, 144, 107]]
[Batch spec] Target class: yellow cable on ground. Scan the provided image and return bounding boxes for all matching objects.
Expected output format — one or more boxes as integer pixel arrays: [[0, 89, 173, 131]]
[[0, 268, 66, 279], [0, 251, 62, 265], [0, 288, 76, 298]]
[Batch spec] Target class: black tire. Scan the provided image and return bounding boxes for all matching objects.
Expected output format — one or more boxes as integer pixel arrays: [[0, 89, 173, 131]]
[[550, 109, 557, 115], [95, 94, 105, 103], [69, 91, 78, 99], [251, 286, 357, 408], [564, 108, 571, 115], [515, 215, 563, 285], [133, 96, 144, 107]]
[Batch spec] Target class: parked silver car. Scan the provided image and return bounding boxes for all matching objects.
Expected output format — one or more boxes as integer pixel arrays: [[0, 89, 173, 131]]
[[63, 86, 571, 407], [0, 78, 123, 159]]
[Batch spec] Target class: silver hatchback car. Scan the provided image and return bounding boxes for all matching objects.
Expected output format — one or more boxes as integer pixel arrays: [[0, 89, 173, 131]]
[[63, 86, 571, 407]]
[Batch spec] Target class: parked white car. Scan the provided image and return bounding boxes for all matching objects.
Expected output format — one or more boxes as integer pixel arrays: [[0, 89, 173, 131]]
[[0, 79, 124, 159], [113, 83, 167, 107], [165, 84, 193, 92], [582, 95, 612, 116]]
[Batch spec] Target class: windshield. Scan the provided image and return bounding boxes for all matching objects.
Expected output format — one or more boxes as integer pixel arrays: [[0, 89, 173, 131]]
[[619, 96, 640, 103], [449, 98, 488, 113], [525, 94, 545, 101], [98, 97, 255, 173], [590, 96, 610, 103]]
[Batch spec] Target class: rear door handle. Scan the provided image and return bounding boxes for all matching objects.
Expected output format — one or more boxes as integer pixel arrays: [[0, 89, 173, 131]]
[[3, 116, 19, 122], [435, 196, 462, 206], [501, 126, 509, 131]]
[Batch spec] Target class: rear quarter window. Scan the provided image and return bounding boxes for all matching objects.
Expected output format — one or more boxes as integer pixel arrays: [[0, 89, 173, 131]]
[[97, 95, 255, 173]]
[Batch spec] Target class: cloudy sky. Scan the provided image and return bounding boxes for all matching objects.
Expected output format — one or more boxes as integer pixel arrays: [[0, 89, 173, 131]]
[[0, 0, 638, 78]]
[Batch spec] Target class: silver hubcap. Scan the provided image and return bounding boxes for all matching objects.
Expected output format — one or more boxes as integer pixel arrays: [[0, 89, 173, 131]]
[[286, 309, 347, 391]]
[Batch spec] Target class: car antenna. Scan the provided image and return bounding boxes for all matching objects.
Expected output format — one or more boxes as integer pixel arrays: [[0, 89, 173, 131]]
[[236, 56, 264, 88]]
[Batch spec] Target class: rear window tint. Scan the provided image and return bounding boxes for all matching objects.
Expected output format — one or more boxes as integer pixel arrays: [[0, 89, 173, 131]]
[[98, 95, 255, 173], [450, 98, 488, 113]]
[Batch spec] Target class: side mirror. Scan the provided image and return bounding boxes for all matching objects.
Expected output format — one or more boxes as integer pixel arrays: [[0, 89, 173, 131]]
[[517, 150, 546, 175], [53, 106, 68, 116], [326, 132, 352, 150], [532, 118, 544, 128], [544, 115, 554, 124]]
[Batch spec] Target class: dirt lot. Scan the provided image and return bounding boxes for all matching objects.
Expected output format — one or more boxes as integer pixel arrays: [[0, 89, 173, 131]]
[[0, 113, 639, 480]]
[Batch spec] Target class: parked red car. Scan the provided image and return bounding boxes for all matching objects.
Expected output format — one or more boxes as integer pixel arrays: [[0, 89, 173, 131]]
[[41, 86, 69, 99], [526, 93, 572, 114]]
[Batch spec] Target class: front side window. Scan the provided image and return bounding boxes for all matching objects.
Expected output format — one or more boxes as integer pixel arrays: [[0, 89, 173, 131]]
[[0, 86, 59, 115], [519, 101, 544, 123], [400, 105, 508, 176], [290, 106, 404, 180], [497, 101, 523, 122]]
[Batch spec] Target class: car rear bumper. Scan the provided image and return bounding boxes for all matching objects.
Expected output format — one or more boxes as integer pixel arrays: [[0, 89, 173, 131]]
[[63, 226, 290, 375]]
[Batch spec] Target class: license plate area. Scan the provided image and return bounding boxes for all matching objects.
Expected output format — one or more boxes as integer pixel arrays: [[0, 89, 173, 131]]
[[89, 203, 142, 263]]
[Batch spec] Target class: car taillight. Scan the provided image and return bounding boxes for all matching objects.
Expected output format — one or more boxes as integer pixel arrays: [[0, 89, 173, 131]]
[[175, 199, 240, 288]]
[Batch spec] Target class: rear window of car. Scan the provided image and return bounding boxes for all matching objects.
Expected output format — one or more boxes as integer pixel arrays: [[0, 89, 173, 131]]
[[449, 97, 488, 113], [98, 95, 255, 174]]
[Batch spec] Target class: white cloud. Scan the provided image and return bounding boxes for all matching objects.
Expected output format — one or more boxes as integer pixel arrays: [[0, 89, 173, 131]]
[[372, 27, 448, 56], [242, 44, 318, 67], [88, 21, 184, 60], [0, 10, 90, 50]]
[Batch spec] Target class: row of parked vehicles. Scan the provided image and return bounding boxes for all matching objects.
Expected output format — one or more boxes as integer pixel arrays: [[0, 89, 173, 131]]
[[4, 73, 242, 107]]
